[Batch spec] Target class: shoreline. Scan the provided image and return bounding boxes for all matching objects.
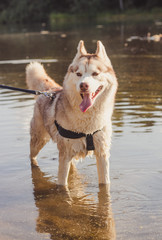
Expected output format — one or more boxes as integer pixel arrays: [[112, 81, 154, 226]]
[[50, 8, 162, 25]]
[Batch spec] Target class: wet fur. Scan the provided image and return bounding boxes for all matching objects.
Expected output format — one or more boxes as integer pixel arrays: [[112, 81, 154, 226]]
[[26, 41, 118, 186]]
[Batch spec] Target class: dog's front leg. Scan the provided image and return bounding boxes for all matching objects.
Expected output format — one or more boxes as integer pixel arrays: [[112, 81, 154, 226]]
[[58, 152, 72, 186], [95, 150, 110, 185]]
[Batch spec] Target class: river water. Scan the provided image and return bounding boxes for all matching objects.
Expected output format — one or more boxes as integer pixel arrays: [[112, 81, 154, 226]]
[[0, 21, 162, 240]]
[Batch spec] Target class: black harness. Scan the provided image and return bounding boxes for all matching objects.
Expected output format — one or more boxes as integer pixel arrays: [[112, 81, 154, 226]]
[[54, 120, 101, 151]]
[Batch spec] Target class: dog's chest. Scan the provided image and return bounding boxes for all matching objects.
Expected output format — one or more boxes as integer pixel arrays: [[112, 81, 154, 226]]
[[68, 113, 106, 135], [61, 137, 90, 159]]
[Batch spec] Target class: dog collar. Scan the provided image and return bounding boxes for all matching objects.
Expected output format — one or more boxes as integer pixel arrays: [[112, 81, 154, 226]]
[[54, 120, 100, 151]]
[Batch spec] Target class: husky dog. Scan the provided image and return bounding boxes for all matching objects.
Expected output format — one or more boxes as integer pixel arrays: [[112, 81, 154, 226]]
[[26, 41, 118, 186]]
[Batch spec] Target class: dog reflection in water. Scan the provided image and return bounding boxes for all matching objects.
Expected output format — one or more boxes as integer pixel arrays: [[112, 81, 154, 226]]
[[31, 165, 116, 240]]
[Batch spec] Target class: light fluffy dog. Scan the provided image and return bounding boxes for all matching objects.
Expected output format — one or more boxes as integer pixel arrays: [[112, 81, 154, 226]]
[[26, 41, 118, 186]]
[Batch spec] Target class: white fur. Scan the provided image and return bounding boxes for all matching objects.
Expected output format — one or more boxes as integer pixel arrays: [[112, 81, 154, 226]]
[[26, 41, 118, 187]]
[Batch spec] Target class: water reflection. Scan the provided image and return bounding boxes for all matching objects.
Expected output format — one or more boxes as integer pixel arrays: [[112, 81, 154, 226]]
[[113, 54, 162, 134], [31, 165, 116, 240], [0, 21, 162, 240]]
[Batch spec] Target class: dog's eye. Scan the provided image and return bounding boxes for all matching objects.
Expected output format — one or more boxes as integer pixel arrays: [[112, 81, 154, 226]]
[[92, 72, 99, 76], [76, 72, 82, 77]]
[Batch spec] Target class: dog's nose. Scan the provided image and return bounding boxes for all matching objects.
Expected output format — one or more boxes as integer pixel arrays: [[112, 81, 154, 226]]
[[80, 82, 89, 91]]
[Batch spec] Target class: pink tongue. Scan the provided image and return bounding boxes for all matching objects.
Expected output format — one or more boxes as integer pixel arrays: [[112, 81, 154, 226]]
[[79, 93, 92, 112]]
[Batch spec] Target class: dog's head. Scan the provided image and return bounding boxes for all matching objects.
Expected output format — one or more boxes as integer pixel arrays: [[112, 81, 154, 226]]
[[64, 40, 117, 112]]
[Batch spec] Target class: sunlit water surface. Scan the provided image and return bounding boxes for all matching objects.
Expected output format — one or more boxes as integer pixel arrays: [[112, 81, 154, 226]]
[[0, 21, 162, 240]]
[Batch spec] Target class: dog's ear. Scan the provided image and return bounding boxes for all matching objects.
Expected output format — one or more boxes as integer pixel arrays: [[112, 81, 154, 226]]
[[77, 40, 87, 55], [96, 41, 107, 58], [96, 41, 112, 67], [72, 41, 87, 62]]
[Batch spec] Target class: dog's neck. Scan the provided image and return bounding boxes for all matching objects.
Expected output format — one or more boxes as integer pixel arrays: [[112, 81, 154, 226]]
[[56, 85, 114, 134]]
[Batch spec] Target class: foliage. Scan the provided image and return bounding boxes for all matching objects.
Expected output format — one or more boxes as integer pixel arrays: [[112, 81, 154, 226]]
[[0, 0, 162, 24]]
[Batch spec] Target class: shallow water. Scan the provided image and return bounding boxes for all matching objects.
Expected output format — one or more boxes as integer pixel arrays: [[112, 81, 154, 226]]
[[0, 21, 162, 240]]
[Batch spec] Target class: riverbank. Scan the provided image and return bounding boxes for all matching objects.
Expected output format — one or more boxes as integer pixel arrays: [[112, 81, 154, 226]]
[[0, 8, 162, 34], [50, 8, 162, 26]]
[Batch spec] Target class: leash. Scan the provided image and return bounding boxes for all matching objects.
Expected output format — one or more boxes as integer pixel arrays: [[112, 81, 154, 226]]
[[0, 84, 62, 99]]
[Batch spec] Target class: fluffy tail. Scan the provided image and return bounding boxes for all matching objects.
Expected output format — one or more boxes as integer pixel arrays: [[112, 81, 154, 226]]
[[26, 62, 61, 91]]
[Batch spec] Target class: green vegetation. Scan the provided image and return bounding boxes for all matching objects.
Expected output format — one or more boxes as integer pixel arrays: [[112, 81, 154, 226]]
[[98, 8, 162, 22], [0, 0, 162, 24], [50, 8, 162, 26]]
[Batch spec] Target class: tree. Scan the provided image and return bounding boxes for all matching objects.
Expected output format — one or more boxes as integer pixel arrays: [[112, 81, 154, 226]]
[[119, 0, 124, 10]]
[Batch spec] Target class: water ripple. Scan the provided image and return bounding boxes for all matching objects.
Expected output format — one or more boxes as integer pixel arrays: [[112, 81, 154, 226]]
[[0, 59, 58, 64]]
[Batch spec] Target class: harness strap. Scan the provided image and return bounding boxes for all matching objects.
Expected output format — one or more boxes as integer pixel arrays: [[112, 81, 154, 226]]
[[54, 120, 100, 151]]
